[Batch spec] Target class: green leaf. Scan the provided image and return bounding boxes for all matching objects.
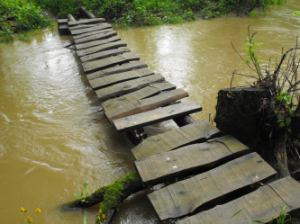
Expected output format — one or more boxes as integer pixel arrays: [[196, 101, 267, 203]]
[[73, 193, 80, 198], [83, 181, 89, 187], [230, 209, 243, 218], [285, 118, 291, 125], [81, 191, 84, 196], [279, 122, 285, 127], [86, 189, 90, 194], [81, 199, 85, 202], [84, 214, 87, 224]]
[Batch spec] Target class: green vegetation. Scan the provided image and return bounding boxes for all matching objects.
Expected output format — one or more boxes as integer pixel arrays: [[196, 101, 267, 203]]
[[20, 207, 41, 223], [0, 0, 52, 42], [73, 181, 91, 203]]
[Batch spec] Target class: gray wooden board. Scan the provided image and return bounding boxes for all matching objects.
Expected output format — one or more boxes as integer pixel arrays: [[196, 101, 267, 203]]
[[177, 177, 300, 224], [131, 120, 220, 160], [68, 18, 106, 26], [95, 73, 165, 101], [73, 28, 113, 40], [113, 100, 202, 133], [87, 61, 148, 80], [80, 47, 131, 63], [69, 24, 95, 31], [59, 24, 68, 30], [148, 152, 277, 220], [89, 68, 153, 89], [103, 87, 187, 123], [135, 135, 250, 185], [75, 30, 117, 44], [76, 36, 122, 51], [57, 19, 68, 24], [83, 53, 139, 73], [71, 23, 112, 35]]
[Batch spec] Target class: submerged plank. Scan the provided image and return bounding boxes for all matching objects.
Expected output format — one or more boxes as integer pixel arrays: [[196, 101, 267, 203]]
[[148, 152, 277, 220], [75, 30, 117, 44], [135, 135, 250, 185], [95, 73, 165, 101], [68, 18, 106, 26], [132, 120, 220, 160], [76, 37, 122, 51], [104, 88, 187, 123], [89, 68, 153, 89], [80, 47, 131, 63], [113, 100, 202, 133], [87, 61, 148, 80], [177, 177, 300, 224], [83, 53, 139, 73], [73, 28, 113, 40], [71, 23, 112, 35]]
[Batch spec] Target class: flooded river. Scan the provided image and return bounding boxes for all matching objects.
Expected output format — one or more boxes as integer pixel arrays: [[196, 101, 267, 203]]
[[0, 1, 299, 223]]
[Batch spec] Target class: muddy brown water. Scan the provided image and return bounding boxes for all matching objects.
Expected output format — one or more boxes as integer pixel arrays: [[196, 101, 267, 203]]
[[0, 1, 299, 223]]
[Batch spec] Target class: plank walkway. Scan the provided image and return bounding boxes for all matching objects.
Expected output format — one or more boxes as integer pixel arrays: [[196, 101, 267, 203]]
[[58, 16, 300, 224]]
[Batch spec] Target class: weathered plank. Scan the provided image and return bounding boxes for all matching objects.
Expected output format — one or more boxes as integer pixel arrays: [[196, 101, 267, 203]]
[[135, 135, 250, 185], [75, 30, 117, 44], [71, 23, 112, 35], [83, 53, 139, 73], [68, 18, 106, 26], [73, 28, 113, 40], [69, 24, 96, 31], [57, 19, 68, 25], [131, 120, 220, 160], [76, 36, 121, 51], [80, 47, 131, 63], [148, 152, 277, 220], [59, 24, 69, 35], [104, 88, 188, 123], [87, 61, 148, 80], [177, 177, 300, 224], [95, 73, 165, 101], [113, 100, 202, 133], [89, 68, 153, 89]]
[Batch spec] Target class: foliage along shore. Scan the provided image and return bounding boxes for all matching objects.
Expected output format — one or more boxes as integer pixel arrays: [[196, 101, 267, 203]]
[[1, 0, 286, 42]]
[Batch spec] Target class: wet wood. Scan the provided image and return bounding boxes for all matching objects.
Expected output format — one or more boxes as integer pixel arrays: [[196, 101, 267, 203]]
[[59, 24, 70, 35], [57, 19, 68, 25], [75, 30, 117, 44], [80, 6, 96, 19], [104, 87, 187, 123], [148, 152, 277, 220], [177, 177, 300, 224], [73, 28, 113, 40], [69, 24, 96, 31], [113, 100, 202, 133], [81, 47, 131, 63], [67, 14, 76, 22], [87, 61, 148, 80], [131, 120, 220, 160], [89, 68, 153, 89], [68, 18, 105, 26], [71, 23, 112, 35], [76, 36, 121, 51], [95, 73, 165, 101], [83, 53, 139, 73], [135, 135, 250, 185]]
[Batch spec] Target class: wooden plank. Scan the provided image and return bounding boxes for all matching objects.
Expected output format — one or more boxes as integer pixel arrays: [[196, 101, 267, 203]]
[[71, 23, 112, 35], [135, 135, 250, 185], [69, 24, 96, 31], [177, 177, 300, 224], [59, 24, 70, 35], [113, 100, 202, 133], [73, 28, 113, 40], [89, 68, 153, 89], [148, 152, 277, 220], [104, 88, 188, 123], [80, 47, 130, 63], [76, 36, 121, 51], [131, 120, 220, 160], [68, 18, 106, 26], [83, 53, 139, 73], [57, 19, 68, 25], [75, 30, 117, 44], [87, 61, 148, 80], [95, 73, 165, 101]]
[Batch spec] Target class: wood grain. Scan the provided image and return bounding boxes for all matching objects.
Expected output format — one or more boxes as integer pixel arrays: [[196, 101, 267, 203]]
[[73, 28, 113, 40], [76, 37, 123, 52], [71, 23, 112, 35], [75, 30, 117, 44], [131, 120, 220, 160], [113, 100, 202, 133], [148, 152, 277, 220], [80, 47, 131, 63], [68, 18, 106, 26], [135, 135, 250, 185]]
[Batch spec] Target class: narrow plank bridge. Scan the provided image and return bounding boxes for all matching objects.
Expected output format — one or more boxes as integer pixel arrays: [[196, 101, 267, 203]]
[[58, 14, 300, 223]]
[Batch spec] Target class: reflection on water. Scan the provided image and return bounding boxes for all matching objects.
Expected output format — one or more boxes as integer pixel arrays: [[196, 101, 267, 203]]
[[0, 1, 299, 223]]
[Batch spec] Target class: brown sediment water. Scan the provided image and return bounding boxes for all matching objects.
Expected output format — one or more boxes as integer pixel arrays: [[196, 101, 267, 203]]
[[0, 1, 299, 223]]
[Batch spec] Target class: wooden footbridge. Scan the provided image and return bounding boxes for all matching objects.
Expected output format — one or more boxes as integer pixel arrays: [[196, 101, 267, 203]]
[[58, 14, 300, 224]]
